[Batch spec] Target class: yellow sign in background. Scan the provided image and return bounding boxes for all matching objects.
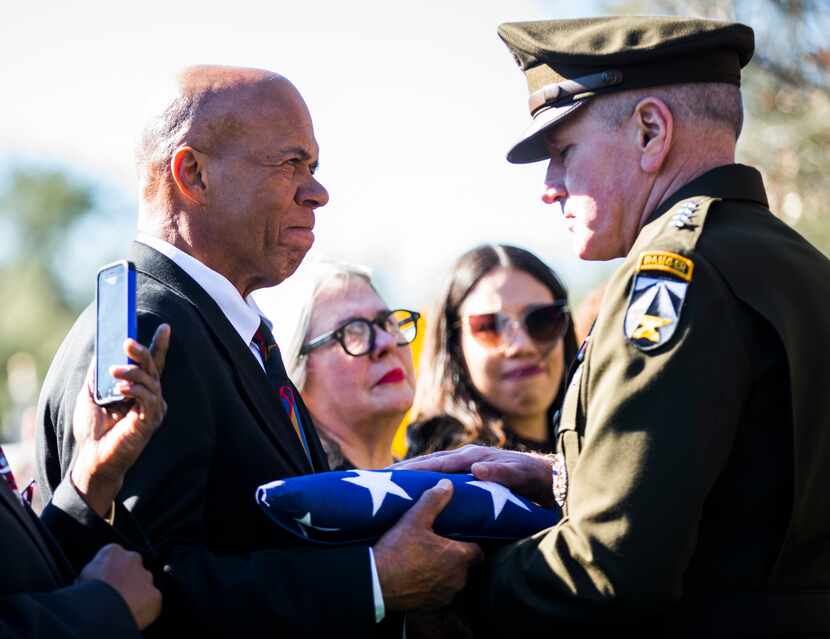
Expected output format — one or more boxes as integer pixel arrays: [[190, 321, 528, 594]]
[[391, 314, 425, 460]]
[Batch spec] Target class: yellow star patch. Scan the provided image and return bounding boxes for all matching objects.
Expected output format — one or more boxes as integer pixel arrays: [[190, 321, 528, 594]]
[[631, 314, 673, 343]]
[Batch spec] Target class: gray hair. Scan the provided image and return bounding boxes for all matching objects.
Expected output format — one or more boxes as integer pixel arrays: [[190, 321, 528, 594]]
[[591, 82, 744, 138], [284, 262, 378, 390]]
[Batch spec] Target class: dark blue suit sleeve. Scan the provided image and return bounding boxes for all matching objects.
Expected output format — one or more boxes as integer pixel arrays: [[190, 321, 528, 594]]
[[0, 579, 140, 639], [42, 477, 158, 573]]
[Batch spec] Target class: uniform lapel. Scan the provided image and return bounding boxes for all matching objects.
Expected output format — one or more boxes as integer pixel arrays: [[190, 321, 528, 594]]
[[641, 163, 767, 228], [129, 242, 313, 475]]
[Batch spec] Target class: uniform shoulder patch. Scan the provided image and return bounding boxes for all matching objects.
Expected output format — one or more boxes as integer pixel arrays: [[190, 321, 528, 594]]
[[624, 250, 693, 350], [637, 251, 694, 282]]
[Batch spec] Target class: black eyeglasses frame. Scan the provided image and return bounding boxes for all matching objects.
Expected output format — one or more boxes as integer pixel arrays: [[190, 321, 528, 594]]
[[300, 309, 421, 357]]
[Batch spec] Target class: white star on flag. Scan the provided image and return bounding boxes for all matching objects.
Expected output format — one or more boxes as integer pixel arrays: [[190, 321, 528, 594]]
[[467, 480, 530, 519], [342, 470, 412, 516]]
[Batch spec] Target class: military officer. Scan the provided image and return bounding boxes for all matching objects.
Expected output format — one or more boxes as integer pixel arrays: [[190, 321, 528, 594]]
[[400, 16, 830, 636]]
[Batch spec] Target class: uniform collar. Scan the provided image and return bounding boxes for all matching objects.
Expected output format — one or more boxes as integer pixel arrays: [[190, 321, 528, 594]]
[[643, 163, 768, 228], [136, 234, 267, 347]]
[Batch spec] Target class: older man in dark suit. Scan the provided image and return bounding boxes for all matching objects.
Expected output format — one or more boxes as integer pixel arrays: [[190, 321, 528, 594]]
[[3, 324, 168, 637], [36, 65, 481, 638]]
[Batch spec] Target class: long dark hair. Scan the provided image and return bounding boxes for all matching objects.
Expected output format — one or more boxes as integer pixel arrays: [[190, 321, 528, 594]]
[[411, 244, 578, 448]]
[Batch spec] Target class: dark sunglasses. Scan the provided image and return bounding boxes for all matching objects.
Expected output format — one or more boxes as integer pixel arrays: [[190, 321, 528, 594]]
[[301, 309, 421, 358], [461, 301, 569, 348]]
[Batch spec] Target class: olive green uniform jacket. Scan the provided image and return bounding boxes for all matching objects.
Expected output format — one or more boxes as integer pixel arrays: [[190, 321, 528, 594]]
[[479, 164, 830, 636]]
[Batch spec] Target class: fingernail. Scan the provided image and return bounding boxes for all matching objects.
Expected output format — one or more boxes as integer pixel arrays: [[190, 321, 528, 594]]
[[436, 479, 452, 492]]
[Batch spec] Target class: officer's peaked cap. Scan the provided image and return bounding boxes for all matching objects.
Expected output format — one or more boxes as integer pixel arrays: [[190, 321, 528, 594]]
[[498, 16, 755, 163]]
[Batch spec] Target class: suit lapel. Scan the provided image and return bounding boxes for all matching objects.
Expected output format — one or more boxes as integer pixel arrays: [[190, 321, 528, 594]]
[[129, 242, 313, 475], [227, 336, 316, 475], [295, 392, 330, 471], [0, 484, 68, 583]]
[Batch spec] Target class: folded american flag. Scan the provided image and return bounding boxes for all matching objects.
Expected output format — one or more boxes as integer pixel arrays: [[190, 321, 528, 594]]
[[256, 469, 560, 544]]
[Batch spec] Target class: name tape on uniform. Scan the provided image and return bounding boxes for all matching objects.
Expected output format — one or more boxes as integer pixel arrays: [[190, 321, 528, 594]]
[[637, 251, 694, 282]]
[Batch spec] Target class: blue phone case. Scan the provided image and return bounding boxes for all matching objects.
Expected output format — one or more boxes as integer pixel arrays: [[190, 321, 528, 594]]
[[94, 260, 137, 405]]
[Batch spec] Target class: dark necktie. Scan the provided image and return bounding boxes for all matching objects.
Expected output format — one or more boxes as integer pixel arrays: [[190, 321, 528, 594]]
[[253, 319, 315, 470]]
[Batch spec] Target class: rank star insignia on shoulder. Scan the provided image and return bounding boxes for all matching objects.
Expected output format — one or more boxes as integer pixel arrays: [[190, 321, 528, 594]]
[[625, 250, 694, 350]]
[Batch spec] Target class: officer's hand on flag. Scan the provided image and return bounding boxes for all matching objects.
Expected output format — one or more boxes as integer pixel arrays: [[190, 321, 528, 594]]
[[372, 479, 484, 610], [394, 445, 557, 508]]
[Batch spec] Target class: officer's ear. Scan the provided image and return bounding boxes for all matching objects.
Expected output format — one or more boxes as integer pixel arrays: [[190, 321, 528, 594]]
[[632, 97, 673, 174], [171, 146, 209, 205]]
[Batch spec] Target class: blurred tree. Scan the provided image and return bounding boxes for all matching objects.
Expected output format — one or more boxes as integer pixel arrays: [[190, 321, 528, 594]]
[[0, 168, 131, 439], [606, 0, 830, 254]]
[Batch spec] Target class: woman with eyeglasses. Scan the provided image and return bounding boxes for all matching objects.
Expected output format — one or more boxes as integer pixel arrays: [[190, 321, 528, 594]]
[[284, 262, 419, 470], [407, 244, 578, 457]]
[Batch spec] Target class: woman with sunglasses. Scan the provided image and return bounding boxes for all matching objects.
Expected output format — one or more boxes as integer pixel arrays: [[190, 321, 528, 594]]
[[284, 262, 419, 470], [407, 244, 578, 457]]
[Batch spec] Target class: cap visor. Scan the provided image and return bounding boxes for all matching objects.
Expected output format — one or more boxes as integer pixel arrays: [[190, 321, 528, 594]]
[[506, 101, 586, 164]]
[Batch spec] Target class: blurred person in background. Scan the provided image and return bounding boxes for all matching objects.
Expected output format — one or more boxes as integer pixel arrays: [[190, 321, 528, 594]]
[[573, 282, 607, 343], [407, 244, 577, 457], [284, 263, 419, 470]]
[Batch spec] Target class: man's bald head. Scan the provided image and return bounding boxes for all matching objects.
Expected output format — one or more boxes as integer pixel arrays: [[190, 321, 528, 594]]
[[136, 65, 304, 207], [135, 64, 327, 297]]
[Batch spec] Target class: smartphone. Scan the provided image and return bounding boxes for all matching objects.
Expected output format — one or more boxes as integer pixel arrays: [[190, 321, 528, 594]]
[[94, 260, 137, 405]]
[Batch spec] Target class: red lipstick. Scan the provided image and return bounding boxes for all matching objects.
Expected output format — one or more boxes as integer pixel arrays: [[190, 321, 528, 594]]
[[377, 368, 405, 385]]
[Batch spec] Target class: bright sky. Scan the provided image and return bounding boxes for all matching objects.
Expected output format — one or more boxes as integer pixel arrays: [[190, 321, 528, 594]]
[[1, 0, 614, 341]]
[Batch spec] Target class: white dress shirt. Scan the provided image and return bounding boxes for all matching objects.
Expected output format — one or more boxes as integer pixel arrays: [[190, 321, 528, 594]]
[[136, 234, 385, 623]]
